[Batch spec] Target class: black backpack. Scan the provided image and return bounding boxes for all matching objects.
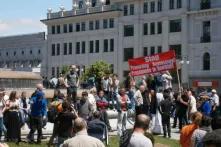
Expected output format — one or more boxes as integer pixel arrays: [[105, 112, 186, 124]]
[[120, 129, 133, 147]]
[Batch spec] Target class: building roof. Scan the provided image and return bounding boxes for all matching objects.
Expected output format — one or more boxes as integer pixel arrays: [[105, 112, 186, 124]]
[[0, 71, 42, 80]]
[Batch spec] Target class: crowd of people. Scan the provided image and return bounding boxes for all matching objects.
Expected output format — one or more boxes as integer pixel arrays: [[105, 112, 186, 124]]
[[0, 64, 220, 147]]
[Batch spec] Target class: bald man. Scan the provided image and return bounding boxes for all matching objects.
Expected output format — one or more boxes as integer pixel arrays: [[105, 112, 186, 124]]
[[128, 114, 153, 147], [62, 117, 105, 147]]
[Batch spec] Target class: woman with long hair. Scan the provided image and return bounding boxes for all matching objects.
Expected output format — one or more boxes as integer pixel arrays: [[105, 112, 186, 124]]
[[4, 91, 21, 144]]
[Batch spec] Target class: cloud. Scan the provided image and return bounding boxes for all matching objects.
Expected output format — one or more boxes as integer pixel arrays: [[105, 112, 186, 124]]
[[0, 18, 46, 36]]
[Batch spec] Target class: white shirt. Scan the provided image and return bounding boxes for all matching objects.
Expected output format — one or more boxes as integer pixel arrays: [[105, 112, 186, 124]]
[[162, 74, 172, 89], [134, 90, 143, 106], [3, 95, 9, 101], [211, 94, 219, 106], [128, 132, 153, 147], [189, 96, 197, 113], [88, 94, 97, 112]]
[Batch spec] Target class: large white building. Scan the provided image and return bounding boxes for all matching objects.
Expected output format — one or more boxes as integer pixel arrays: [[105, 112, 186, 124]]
[[0, 32, 47, 75], [41, 0, 221, 91]]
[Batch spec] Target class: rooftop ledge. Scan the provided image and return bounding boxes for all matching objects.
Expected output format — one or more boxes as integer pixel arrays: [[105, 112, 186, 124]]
[[43, 5, 120, 21]]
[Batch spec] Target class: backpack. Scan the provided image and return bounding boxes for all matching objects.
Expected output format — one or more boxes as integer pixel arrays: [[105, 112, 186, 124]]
[[120, 129, 133, 147]]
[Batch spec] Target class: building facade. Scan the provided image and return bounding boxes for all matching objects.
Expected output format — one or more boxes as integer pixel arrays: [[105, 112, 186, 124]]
[[42, 0, 221, 90], [0, 32, 47, 75]]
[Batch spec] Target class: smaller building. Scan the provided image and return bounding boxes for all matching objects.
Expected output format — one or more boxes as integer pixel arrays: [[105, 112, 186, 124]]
[[0, 32, 47, 75]]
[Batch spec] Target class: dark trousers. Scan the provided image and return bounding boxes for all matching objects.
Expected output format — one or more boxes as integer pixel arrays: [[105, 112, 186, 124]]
[[178, 113, 188, 130], [100, 110, 111, 130], [67, 87, 77, 103], [28, 116, 43, 142], [162, 114, 171, 137]]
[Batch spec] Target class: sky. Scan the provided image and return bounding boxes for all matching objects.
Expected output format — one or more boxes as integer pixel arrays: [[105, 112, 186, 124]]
[[0, 0, 72, 36]]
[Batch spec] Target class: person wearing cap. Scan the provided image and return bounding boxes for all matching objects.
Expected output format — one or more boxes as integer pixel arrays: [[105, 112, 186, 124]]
[[210, 89, 219, 116], [65, 65, 79, 103]]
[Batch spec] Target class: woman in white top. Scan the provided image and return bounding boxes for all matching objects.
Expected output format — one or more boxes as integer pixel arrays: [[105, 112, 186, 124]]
[[0, 90, 6, 140]]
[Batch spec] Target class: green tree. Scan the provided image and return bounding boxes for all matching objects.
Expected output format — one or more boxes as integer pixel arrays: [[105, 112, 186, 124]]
[[81, 61, 112, 82], [61, 65, 70, 76]]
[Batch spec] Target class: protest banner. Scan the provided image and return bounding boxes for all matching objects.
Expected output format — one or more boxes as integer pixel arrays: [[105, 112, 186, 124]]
[[128, 50, 176, 77]]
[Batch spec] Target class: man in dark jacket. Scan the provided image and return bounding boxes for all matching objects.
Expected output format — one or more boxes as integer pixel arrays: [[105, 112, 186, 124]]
[[158, 94, 172, 138], [27, 87, 47, 144]]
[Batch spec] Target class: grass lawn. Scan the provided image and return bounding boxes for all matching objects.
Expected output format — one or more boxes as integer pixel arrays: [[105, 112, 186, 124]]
[[6, 136, 179, 147]]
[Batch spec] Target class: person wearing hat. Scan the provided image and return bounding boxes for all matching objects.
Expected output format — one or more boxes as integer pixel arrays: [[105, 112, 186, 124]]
[[210, 89, 219, 116]]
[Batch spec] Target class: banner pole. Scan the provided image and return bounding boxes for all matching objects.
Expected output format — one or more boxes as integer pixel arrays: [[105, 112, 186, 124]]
[[176, 65, 181, 93]]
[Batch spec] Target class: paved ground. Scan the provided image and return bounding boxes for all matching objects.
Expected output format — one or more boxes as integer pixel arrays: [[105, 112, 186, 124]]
[[20, 118, 180, 141]]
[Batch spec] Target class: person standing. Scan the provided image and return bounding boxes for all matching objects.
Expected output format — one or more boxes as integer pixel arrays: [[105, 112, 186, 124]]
[[158, 93, 173, 138], [210, 89, 219, 116], [188, 90, 197, 120], [19, 91, 30, 127], [116, 88, 131, 136], [177, 94, 189, 130], [27, 85, 47, 144], [65, 65, 79, 103], [76, 91, 94, 121], [4, 91, 21, 144], [128, 114, 153, 147], [162, 71, 173, 90], [0, 89, 6, 141], [62, 117, 105, 147]]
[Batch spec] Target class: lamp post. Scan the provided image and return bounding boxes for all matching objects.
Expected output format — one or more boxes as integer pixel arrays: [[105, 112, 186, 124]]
[[59, 5, 65, 17], [100, 0, 106, 11], [47, 8, 52, 19], [179, 56, 190, 88], [85, 0, 91, 13], [72, 2, 78, 15]]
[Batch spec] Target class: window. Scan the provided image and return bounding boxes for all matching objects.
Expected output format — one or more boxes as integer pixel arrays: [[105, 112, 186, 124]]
[[63, 43, 68, 55], [14, 51, 16, 56], [82, 41, 86, 54], [169, 19, 181, 32], [103, 19, 108, 29], [110, 64, 114, 73], [143, 23, 148, 35], [30, 50, 32, 55], [52, 67, 55, 77], [92, 0, 97, 7], [170, 44, 181, 59], [95, 20, 100, 30], [130, 4, 134, 15], [57, 67, 60, 78], [81, 22, 86, 31], [57, 25, 60, 34], [203, 52, 210, 70], [89, 41, 94, 53], [89, 21, 94, 30], [169, 0, 174, 9], [110, 39, 114, 52], [69, 24, 73, 32], [6, 52, 8, 56], [104, 39, 108, 52], [124, 25, 134, 37], [201, 0, 211, 10], [150, 22, 155, 35], [158, 46, 162, 53], [38, 49, 41, 54], [22, 51, 24, 55], [177, 0, 182, 8], [79, 1, 84, 9], [143, 47, 148, 56], [124, 5, 128, 16], [57, 44, 60, 55], [52, 26, 55, 34], [157, 22, 162, 34], [69, 43, 72, 54], [106, 0, 110, 5], [76, 23, 80, 32], [150, 46, 155, 55], [124, 48, 134, 61], [52, 44, 56, 56], [201, 21, 211, 43], [63, 24, 68, 33], [150, 1, 155, 13], [158, 0, 162, 11], [95, 40, 99, 53], [109, 18, 114, 28], [143, 2, 148, 14], [76, 42, 80, 54]]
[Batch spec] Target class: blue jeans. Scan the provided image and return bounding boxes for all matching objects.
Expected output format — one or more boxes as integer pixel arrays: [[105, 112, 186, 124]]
[[0, 117, 6, 139]]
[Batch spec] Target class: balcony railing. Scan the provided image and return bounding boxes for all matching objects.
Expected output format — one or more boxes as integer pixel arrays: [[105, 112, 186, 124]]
[[200, 35, 211, 43], [201, 1, 211, 10], [48, 5, 119, 19]]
